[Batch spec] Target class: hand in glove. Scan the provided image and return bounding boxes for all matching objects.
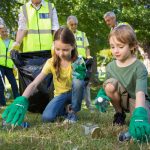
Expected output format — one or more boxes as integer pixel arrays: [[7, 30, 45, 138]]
[[129, 107, 150, 141], [2, 96, 29, 126], [74, 64, 86, 80], [11, 42, 20, 51], [72, 57, 86, 80], [95, 88, 111, 112]]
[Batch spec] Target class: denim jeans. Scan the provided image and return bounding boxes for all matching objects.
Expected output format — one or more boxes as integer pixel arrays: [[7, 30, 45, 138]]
[[42, 78, 85, 122], [42, 91, 72, 122], [0, 66, 19, 105], [72, 78, 85, 112]]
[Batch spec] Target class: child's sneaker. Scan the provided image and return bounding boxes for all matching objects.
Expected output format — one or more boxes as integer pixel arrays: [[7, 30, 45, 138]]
[[113, 112, 126, 125], [63, 113, 77, 124]]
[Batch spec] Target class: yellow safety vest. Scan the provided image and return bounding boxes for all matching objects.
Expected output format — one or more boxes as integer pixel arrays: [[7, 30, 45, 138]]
[[75, 30, 86, 58], [111, 22, 130, 30], [21, 2, 54, 52], [0, 38, 14, 68]]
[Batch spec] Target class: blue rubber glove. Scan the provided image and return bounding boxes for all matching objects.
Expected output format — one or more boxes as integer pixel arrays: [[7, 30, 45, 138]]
[[95, 88, 111, 112], [129, 107, 150, 141], [2, 96, 29, 126]]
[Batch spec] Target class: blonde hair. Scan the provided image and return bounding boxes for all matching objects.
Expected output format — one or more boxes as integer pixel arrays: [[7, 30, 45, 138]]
[[109, 25, 138, 53]]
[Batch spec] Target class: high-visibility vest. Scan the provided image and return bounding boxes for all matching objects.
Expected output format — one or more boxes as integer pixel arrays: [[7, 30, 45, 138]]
[[75, 30, 86, 58], [21, 2, 54, 52], [0, 38, 14, 68], [111, 22, 130, 30]]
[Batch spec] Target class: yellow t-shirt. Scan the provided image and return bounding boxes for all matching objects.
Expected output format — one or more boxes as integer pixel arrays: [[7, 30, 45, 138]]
[[42, 58, 72, 96]]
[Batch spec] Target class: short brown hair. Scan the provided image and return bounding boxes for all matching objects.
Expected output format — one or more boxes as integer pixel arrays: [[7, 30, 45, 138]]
[[109, 25, 138, 52]]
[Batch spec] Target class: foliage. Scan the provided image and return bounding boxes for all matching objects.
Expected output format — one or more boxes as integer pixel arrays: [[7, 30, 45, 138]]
[[52, 0, 150, 56], [0, 0, 150, 54], [0, 0, 22, 36]]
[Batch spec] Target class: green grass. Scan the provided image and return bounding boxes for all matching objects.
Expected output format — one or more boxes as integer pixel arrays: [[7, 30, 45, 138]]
[[0, 77, 150, 150]]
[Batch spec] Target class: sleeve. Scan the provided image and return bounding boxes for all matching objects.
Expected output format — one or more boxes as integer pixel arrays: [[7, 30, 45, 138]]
[[136, 64, 148, 95], [41, 59, 52, 75], [18, 7, 28, 30], [105, 64, 112, 80], [51, 6, 59, 31]]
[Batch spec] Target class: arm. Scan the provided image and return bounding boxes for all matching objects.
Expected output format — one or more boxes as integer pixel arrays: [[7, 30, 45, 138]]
[[22, 72, 47, 98], [11, 10, 28, 51], [129, 67, 150, 141], [2, 72, 47, 126], [11, 29, 27, 51], [51, 7, 59, 34], [16, 29, 27, 45], [84, 34, 92, 58], [135, 91, 146, 108], [86, 47, 91, 58]]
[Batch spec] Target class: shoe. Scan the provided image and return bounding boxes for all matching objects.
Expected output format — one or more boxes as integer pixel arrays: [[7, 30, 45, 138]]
[[63, 113, 77, 124], [66, 104, 72, 113], [113, 112, 126, 125]]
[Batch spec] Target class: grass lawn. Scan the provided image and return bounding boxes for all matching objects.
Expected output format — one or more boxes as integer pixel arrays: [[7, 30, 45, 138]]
[[0, 76, 150, 150]]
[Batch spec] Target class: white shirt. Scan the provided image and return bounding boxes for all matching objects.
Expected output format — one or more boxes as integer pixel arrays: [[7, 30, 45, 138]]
[[18, 0, 59, 31]]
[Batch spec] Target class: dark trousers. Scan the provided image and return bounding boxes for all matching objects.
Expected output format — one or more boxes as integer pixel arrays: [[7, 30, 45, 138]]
[[0, 65, 19, 105]]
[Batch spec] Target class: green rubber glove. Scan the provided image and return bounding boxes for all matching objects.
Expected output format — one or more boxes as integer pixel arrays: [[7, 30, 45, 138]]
[[75, 64, 86, 80], [2, 96, 29, 126], [72, 56, 86, 80], [95, 88, 111, 112], [129, 107, 150, 141], [72, 63, 86, 80]]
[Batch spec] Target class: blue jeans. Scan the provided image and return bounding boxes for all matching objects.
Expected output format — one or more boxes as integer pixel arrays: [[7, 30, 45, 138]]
[[72, 78, 85, 112], [42, 91, 72, 122], [42, 79, 85, 122], [0, 66, 19, 105]]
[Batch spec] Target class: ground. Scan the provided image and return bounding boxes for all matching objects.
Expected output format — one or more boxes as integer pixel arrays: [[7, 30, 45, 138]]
[[0, 76, 150, 150]]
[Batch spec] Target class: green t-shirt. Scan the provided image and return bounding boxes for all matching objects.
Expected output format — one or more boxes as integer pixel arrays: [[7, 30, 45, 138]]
[[106, 60, 148, 99]]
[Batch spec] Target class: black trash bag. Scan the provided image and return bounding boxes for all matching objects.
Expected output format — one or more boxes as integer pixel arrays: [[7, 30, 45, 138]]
[[11, 50, 54, 113], [84, 58, 94, 85]]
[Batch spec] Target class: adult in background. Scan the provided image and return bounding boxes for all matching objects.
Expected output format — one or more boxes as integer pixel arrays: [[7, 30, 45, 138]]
[[67, 15, 93, 110], [103, 11, 129, 31], [12, 0, 59, 52], [0, 25, 19, 107], [103, 11, 145, 56]]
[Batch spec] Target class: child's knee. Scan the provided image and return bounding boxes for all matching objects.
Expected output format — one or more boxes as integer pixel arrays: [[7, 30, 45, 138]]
[[104, 83, 116, 94], [42, 112, 55, 122]]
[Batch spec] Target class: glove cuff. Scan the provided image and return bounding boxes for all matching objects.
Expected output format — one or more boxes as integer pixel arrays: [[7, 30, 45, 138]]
[[132, 107, 148, 120], [14, 96, 29, 107]]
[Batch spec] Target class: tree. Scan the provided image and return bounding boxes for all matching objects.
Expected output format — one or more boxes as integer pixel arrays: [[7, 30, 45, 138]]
[[0, 0, 22, 37], [1, 0, 150, 55]]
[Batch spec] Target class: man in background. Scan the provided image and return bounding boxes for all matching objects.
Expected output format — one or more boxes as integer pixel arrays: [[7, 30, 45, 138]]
[[67, 15, 93, 111]]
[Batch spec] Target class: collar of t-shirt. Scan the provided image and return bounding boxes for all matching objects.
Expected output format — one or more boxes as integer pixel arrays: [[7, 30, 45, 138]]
[[29, 0, 46, 10]]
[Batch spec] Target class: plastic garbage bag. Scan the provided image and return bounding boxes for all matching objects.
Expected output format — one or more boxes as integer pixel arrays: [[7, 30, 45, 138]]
[[11, 50, 54, 113]]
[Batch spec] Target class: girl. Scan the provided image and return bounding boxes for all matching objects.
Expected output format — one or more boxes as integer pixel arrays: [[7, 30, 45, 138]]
[[2, 27, 85, 125], [96, 25, 150, 141]]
